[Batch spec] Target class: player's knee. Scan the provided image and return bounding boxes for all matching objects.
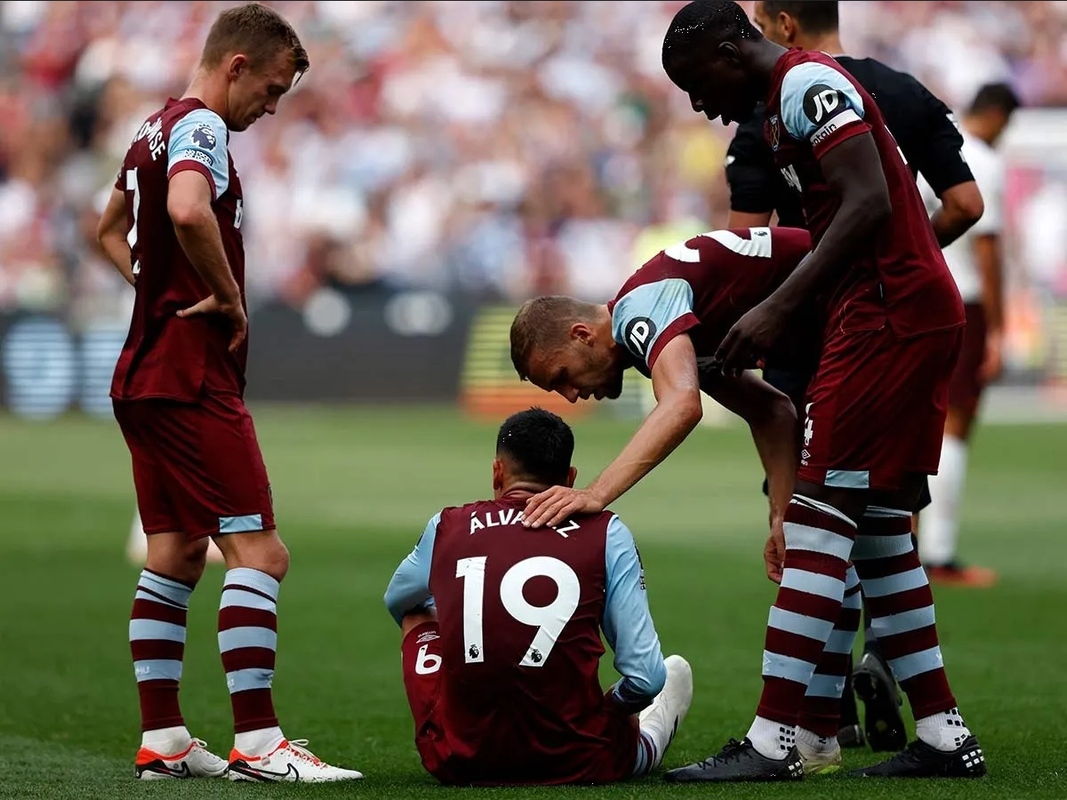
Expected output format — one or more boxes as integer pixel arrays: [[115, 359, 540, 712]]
[[258, 536, 290, 581], [214, 530, 290, 581], [180, 538, 210, 583], [145, 533, 207, 586]]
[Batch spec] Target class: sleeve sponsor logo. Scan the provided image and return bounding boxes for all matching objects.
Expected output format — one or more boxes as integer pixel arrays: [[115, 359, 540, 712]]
[[803, 84, 849, 126], [811, 121, 839, 146], [177, 148, 214, 167], [624, 317, 657, 358]]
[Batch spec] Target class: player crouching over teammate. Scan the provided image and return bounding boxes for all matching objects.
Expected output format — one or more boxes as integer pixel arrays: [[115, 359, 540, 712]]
[[384, 408, 693, 786]]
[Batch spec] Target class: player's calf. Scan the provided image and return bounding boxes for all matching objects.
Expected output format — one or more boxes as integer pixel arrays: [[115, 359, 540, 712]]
[[217, 560, 363, 782], [798, 563, 862, 771], [798, 558, 862, 772], [854, 507, 980, 770]]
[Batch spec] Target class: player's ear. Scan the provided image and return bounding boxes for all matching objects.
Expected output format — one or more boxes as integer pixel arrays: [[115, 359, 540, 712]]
[[570, 322, 593, 345], [716, 41, 742, 67], [492, 457, 505, 492], [780, 13, 798, 44], [228, 54, 249, 81], [565, 466, 577, 488]]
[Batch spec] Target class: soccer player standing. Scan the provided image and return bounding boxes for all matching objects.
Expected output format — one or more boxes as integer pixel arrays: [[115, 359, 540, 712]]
[[384, 408, 693, 785], [726, 0, 986, 754], [95, 3, 361, 783], [654, 1, 983, 781], [918, 83, 1020, 586]]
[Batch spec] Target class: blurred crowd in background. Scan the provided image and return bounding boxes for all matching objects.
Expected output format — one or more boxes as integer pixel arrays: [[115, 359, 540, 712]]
[[1, 0, 1065, 325]]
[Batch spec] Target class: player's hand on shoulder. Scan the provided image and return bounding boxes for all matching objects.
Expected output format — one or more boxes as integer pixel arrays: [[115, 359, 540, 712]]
[[523, 486, 604, 529], [177, 294, 248, 353]]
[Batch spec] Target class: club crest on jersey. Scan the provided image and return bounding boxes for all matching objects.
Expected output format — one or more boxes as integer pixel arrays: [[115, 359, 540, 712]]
[[192, 123, 217, 150], [768, 114, 781, 151], [624, 317, 657, 358]]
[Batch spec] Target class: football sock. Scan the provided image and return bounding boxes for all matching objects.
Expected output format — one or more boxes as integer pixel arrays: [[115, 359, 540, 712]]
[[234, 726, 285, 757], [853, 506, 958, 720], [861, 602, 886, 658], [916, 706, 972, 752], [756, 495, 855, 731], [800, 564, 861, 737], [918, 435, 968, 566], [838, 657, 860, 727], [796, 725, 836, 755], [746, 716, 796, 760], [130, 569, 192, 734], [141, 725, 192, 754], [219, 568, 280, 738]]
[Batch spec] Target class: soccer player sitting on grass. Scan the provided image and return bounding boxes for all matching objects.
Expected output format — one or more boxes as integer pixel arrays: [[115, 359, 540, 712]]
[[384, 407, 693, 786]]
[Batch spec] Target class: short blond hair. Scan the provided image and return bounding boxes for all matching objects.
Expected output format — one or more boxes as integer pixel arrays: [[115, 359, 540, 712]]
[[509, 296, 598, 381], [201, 2, 309, 77]]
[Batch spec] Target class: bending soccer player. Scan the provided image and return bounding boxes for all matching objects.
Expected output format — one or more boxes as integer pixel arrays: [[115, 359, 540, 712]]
[[725, 0, 986, 753], [654, 0, 983, 781], [512, 226, 866, 776], [96, 2, 361, 782], [383, 408, 693, 786]]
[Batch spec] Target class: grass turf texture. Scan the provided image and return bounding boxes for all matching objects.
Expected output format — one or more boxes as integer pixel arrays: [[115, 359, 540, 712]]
[[0, 405, 1064, 799]]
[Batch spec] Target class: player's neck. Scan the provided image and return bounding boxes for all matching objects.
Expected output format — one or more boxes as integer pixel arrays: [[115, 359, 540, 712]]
[[593, 304, 613, 337], [497, 483, 550, 501], [745, 38, 788, 95], [796, 34, 846, 57], [183, 68, 229, 123]]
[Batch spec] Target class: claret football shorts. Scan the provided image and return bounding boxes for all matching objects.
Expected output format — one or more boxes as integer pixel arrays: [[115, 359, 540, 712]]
[[797, 324, 962, 492], [113, 393, 275, 539]]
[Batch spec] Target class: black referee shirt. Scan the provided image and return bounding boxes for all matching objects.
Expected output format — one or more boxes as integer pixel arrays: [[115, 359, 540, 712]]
[[726, 55, 975, 227]]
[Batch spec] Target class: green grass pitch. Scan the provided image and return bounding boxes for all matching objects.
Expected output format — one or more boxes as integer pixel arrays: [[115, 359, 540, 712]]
[[0, 404, 1064, 799]]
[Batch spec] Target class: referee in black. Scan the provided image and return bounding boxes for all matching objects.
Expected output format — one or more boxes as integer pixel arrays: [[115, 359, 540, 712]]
[[725, 0, 985, 756]]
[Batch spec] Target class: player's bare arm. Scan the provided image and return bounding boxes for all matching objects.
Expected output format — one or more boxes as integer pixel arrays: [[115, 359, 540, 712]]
[[96, 187, 136, 287], [713, 133, 891, 376], [168, 170, 247, 352], [974, 233, 1004, 382], [523, 335, 703, 529], [929, 180, 984, 249], [702, 371, 797, 583]]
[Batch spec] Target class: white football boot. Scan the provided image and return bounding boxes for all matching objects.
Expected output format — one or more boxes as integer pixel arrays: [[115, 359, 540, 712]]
[[228, 739, 363, 782], [638, 654, 694, 770], [796, 732, 843, 775], [135, 738, 229, 780]]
